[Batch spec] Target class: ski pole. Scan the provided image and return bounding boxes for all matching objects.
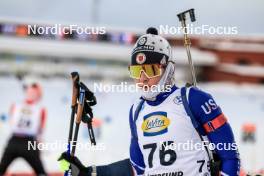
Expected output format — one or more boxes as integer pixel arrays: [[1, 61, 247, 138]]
[[65, 72, 79, 176], [82, 113, 96, 145], [177, 8, 197, 87], [79, 82, 97, 146], [71, 86, 86, 156]]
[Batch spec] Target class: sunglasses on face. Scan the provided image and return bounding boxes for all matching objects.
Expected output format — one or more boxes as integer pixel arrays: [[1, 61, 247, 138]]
[[128, 64, 163, 79]]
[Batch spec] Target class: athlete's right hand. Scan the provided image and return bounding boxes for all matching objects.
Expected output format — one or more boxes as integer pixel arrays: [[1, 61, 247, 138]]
[[58, 152, 92, 176]]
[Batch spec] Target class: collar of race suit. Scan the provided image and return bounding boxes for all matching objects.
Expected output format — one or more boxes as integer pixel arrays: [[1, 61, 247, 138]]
[[141, 85, 178, 106]]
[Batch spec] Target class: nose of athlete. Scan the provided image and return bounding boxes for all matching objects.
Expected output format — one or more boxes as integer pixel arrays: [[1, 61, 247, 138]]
[[139, 71, 149, 84]]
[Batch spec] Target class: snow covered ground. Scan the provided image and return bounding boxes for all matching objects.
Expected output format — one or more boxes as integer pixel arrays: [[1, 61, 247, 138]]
[[0, 77, 263, 173]]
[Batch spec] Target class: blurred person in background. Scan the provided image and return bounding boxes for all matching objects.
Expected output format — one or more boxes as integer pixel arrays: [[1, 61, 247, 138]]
[[241, 123, 256, 143], [0, 82, 47, 176]]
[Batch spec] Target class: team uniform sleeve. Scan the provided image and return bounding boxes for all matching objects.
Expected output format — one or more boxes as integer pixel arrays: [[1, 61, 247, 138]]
[[188, 87, 240, 176], [129, 105, 146, 175], [94, 159, 133, 176]]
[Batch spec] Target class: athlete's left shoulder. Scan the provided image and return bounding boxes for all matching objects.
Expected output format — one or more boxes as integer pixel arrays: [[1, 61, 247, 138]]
[[188, 86, 214, 99], [187, 86, 223, 123]]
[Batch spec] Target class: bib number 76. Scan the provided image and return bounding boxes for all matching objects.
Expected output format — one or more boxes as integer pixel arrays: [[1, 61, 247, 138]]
[[143, 141, 177, 168]]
